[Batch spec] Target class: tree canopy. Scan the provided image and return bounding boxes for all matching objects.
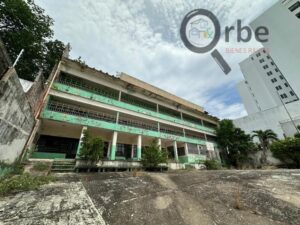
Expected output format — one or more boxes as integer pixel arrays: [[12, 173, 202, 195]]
[[216, 119, 257, 167], [0, 0, 65, 81]]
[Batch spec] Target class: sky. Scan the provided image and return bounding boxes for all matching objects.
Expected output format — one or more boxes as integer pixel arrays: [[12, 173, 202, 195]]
[[35, 0, 277, 119]]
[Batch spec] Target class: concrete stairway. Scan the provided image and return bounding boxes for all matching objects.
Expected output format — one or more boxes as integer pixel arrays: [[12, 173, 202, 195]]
[[51, 159, 76, 172]]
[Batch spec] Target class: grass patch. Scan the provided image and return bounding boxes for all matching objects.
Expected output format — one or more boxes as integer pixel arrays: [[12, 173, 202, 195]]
[[0, 173, 55, 196], [33, 162, 49, 171]]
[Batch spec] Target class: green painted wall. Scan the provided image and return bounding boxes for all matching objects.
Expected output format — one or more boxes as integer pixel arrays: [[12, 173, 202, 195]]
[[178, 155, 206, 164], [52, 83, 216, 135], [31, 152, 66, 159], [41, 109, 208, 146]]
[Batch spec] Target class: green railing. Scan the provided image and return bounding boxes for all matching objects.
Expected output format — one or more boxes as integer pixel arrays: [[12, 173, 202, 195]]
[[52, 82, 216, 135], [41, 108, 208, 146]]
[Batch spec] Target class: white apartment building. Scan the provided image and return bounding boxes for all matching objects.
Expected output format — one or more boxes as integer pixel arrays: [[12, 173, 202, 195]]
[[234, 0, 300, 139]]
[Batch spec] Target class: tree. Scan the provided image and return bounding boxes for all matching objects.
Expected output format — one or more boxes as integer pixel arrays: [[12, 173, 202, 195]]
[[270, 138, 300, 168], [141, 139, 167, 169], [252, 130, 278, 164], [79, 130, 104, 162], [216, 120, 257, 168], [0, 0, 65, 81], [295, 126, 300, 138]]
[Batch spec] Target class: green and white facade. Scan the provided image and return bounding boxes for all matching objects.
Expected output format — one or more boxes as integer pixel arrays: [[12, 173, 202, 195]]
[[31, 58, 219, 165]]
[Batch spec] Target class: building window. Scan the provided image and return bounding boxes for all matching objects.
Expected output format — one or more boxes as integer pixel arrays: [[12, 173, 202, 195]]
[[271, 62, 275, 66], [279, 75, 284, 79], [271, 78, 277, 83], [267, 55, 271, 59], [275, 68, 279, 72], [276, 85, 282, 91], [281, 94, 288, 99], [251, 57, 254, 60], [285, 83, 289, 87], [263, 65, 269, 69], [290, 91, 295, 96], [296, 12, 300, 18], [256, 53, 261, 57], [267, 71, 273, 76], [259, 59, 265, 63], [263, 49, 266, 53], [289, 1, 300, 12]]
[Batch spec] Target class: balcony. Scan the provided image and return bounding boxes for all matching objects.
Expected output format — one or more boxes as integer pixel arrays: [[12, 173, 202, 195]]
[[53, 74, 216, 135]]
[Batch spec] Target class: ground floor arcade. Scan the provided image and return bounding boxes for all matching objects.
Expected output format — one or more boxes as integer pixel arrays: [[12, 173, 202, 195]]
[[29, 119, 219, 164]]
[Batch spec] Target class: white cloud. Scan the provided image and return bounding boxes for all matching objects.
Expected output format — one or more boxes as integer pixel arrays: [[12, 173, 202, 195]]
[[36, 0, 277, 119]]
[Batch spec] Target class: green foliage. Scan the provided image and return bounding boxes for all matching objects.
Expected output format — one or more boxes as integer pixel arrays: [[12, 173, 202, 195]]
[[270, 137, 300, 168], [0, 161, 24, 179], [0, 173, 55, 196], [252, 129, 278, 164], [204, 160, 221, 170], [79, 130, 105, 162], [32, 162, 49, 171], [216, 120, 257, 168], [141, 139, 167, 169], [295, 126, 300, 138], [0, 0, 65, 80]]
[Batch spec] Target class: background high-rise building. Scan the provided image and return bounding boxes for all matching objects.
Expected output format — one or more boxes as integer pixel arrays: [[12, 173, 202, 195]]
[[234, 0, 300, 139]]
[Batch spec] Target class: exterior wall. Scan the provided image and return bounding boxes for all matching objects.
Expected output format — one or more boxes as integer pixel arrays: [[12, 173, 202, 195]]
[[26, 74, 46, 116], [236, 81, 260, 115], [0, 69, 35, 163], [234, 101, 300, 139], [0, 38, 11, 79], [250, 0, 300, 98]]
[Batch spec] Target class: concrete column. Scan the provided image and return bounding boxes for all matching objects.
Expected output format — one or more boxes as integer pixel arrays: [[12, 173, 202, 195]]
[[180, 112, 183, 120], [158, 138, 162, 151], [137, 135, 142, 160], [118, 91, 122, 101], [173, 141, 179, 162], [116, 112, 120, 124], [157, 104, 159, 113], [183, 129, 186, 137], [107, 142, 111, 159], [131, 144, 135, 159], [110, 131, 118, 160], [197, 145, 201, 155], [76, 126, 87, 159], [184, 143, 189, 156]]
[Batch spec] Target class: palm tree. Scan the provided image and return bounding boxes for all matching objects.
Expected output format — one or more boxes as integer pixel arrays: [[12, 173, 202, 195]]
[[252, 130, 278, 164]]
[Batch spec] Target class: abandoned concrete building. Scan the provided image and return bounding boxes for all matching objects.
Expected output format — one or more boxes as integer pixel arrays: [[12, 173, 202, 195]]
[[29, 58, 219, 166], [1, 38, 219, 168]]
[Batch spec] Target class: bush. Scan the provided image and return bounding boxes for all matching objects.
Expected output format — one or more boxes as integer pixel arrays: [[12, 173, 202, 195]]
[[204, 160, 222, 170], [0, 173, 55, 196], [33, 162, 49, 171], [270, 138, 300, 168], [0, 161, 23, 179], [141, 139, 167, 170], [79, 130, 104, 162]]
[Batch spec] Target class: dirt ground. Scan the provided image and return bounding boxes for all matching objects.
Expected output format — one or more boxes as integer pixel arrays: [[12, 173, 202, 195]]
[[0, 170, 299, 225]]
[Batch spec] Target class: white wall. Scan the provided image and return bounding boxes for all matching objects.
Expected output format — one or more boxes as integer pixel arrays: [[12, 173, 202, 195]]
[[234, 101, 300, 139], [250, 0, 300, 98], [236, 81, 260, 115]]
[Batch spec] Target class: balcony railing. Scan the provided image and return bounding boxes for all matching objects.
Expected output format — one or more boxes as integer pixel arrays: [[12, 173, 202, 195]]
[[58, 73, 119, 100], [47, 101, 117, 123], [118, 116, 158, 131]]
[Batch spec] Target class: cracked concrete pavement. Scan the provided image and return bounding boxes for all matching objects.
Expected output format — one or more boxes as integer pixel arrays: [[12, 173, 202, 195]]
[[0, 170, 299, 225]]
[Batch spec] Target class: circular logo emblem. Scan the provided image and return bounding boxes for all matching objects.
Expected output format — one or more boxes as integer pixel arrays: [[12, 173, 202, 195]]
[[180, 9, 221, 53]]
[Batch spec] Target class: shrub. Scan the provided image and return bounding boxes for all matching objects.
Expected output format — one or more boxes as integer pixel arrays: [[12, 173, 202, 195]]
[[79, 130, 104, 162], [204, 160, 222, 170], [0, 173, 55, 196], [270, 138, 300, 168], [141, 139, 167, 170]]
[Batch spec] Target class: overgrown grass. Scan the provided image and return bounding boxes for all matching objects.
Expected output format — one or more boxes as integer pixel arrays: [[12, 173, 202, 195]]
[[204, 160, 222, 170], [0, 173, 55, 196], [33, 162, 49, 171]]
